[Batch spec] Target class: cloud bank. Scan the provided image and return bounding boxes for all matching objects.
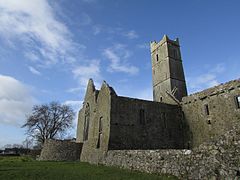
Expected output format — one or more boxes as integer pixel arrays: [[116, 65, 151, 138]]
[[103, 44, 139, 75], [0, 74, 36, 126], [0, 0, 78, 65]]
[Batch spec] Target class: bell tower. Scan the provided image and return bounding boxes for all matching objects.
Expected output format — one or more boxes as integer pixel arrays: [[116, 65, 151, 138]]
[[150, 35, 187, 104]]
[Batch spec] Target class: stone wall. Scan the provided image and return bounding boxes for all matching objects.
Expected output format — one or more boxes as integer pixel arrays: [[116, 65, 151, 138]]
[[39, 139, 82, 161], [103, 122, 240, 179], [182, 79, 240, 147], [77, 79, 116, 164], [109, 96, 187, 150]]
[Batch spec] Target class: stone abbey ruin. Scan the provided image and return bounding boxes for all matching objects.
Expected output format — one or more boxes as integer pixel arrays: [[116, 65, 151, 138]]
[[40, 35, 240, 179]]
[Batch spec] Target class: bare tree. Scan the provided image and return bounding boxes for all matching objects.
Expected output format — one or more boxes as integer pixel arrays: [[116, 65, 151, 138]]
[[22, 101, 74, 145], [3, 144, 12, 149], [22, 137, 33, 149]]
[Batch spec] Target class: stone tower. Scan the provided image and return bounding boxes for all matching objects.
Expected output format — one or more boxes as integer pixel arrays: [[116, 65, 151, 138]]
[[150, 35, 187, 104]]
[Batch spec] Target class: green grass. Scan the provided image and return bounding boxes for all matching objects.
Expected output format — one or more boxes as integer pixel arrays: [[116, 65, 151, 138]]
[[0, 156, 178, 180]]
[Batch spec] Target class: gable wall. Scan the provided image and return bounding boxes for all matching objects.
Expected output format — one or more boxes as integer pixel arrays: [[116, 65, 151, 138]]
[[76, 82, 113, 164]]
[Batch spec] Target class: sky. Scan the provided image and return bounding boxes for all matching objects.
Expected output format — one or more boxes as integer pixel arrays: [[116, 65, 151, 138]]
[[0, 0, 240, 148]]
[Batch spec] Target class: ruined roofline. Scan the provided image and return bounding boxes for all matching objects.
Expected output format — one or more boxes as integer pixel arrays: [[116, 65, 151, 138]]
[[117, 95, 179, 107], [182, 78, 240, 102], [88, 79, 179, 107], [102, 80, 117, 96], [87, 79, 117, 96], [150, 34, 180, 52]]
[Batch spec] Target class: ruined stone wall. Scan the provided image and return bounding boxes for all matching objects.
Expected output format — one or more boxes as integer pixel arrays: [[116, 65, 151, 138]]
[[39, 139, 82, 161], [103, 122, 240, 179], [182, 79, 240, 147], [77, 80, 115, 164], [108, 96, 186, 150]]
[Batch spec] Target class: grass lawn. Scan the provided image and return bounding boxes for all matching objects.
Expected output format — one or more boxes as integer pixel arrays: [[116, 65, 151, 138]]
[[0, 156, 178, 180]]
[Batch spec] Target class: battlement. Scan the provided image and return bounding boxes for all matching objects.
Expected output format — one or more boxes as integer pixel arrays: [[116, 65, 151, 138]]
[[150, 35, 179, 53]]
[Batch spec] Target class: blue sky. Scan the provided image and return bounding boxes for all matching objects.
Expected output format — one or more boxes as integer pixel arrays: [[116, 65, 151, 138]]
[[0, 0, 240, 148]]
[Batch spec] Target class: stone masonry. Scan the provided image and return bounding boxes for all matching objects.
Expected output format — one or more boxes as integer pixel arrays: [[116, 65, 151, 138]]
[[151, 35, 187, 104], [182, 79, 240, 148], [40, 35, 240, 179], [103, 122, 240, 179], [76, 36, 240, 164], [39, 139, 82, 161]]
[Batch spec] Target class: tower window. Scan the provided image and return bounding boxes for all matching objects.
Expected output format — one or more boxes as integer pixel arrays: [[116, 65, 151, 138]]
[[139, 109, 145, 125], [156, 54, 159, 62], [173, 49, 177, 58], [235, 96, 240, 108], [204, 104, 210, 115]]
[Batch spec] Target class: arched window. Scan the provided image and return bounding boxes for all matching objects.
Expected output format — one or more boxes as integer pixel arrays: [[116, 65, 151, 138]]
[[96, 117, 103, 148], [83, 103, 90, 141]]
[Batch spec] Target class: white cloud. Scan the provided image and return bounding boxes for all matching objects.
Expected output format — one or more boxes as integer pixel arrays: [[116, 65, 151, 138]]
[[24, 51, 40, 62], [67, 87, 82, 93], [92, 25, 102, 35], [0, 0, 79, 65], [137, 43, 149, 49], [71, 60, 102, 91], [78, 12, 92, 26], [123, 30, 139, 39], [187, 63, 226, 93], [64, 100, 83, 128], [64, 100, 83, 111], [103, 44, 139, 75], [188, 74, 218, 90], [135, 88, 153, 100], [0, 74, 36, 126], [28, 66, 41, 75], [210, 63, 225, 74]]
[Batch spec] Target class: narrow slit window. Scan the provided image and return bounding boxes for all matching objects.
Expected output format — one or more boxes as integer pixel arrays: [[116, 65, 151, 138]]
[[173, 49, 177, 58], [204, 104, 210, 115], [139, 109, 145, 125], [83, 103, 90, 141], [162, 112, 167, 128], [97, 117, 103, 149], [156, 54, 159, 62], [235, 96, 240, 109]]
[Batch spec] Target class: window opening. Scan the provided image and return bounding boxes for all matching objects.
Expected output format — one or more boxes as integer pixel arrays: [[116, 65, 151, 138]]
[[235, 96, 240, 109], [97, 117, 103, 148], [83, 103, 90, 141], [204, 104, 210, 115], [139, 109, 145, 125], [161, 112, 167, 128], [173, 49, 177, 58]]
